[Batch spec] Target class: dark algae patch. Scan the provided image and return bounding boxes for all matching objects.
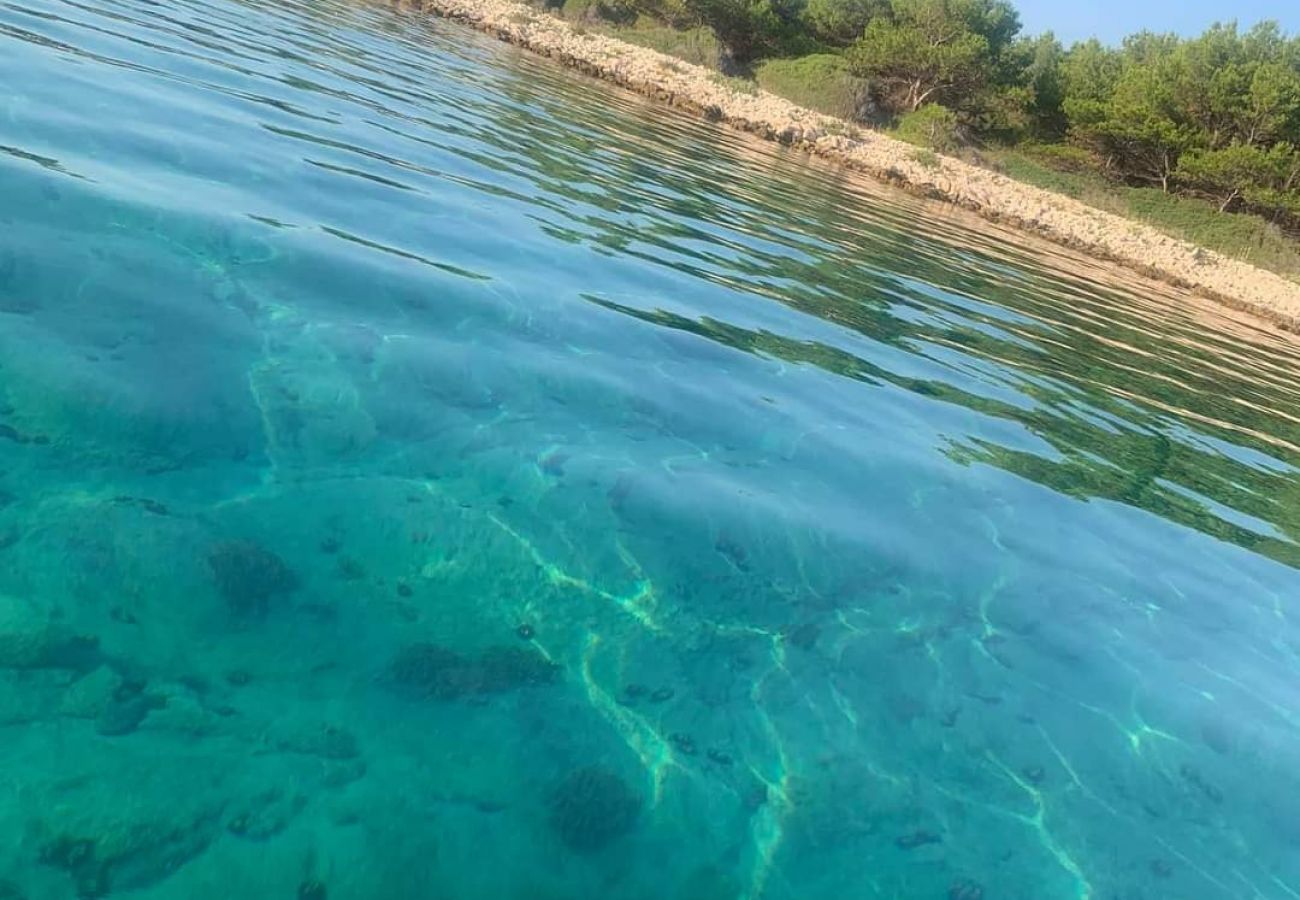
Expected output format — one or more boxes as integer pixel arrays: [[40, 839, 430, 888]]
[[206, 539, 299, 617], [389, 642, 560, 699], [547, 765, 641, 853]]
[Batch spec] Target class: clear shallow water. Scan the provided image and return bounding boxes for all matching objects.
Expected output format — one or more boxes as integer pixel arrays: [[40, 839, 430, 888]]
[[2, 0, 1300, 897]]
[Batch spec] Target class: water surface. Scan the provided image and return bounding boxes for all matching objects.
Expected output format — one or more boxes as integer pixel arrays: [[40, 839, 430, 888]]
[[2, 0, 1300, 897]]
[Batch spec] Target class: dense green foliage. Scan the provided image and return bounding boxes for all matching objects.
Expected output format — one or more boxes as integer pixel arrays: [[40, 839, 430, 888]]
[[847, 0, 1021, 114], [753, 54, 870, 118], [614, 20, 730, 68], [542, 0, 1300, 251], [894, 102, 961, 150], [989, 146, 1300, 279]]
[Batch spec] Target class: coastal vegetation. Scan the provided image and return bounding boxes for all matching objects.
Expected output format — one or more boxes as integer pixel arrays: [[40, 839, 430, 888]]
[[538, 0, 1300, 279]]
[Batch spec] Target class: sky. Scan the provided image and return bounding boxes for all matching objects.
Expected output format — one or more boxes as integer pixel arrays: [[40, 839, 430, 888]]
[[1013, 0, 1300, 46]]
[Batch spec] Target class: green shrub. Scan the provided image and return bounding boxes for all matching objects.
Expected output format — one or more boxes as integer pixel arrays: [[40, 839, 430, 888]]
[[709, 71, 759, 94], [801, 0, 874, 47], [617, 22, 729, 69], [561, 0, 601, 22], [561, 0, 639, 23], [987, 149, 1121, 207], [1176, 143, 1300, 215], [911, 148, 941, 169], [753, 54, 871, 120], [894, 104, 962, 152], [1016, 141, 1098, 174], [986, 147, 1300, 282]]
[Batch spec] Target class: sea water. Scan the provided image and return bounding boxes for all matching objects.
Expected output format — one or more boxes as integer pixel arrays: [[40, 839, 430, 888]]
[[1, 0, 1300, 897]]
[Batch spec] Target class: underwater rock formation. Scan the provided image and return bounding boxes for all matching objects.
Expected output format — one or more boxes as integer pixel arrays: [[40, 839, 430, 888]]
[[389, 642, 559, 700], [0, 594, 100, 671], [39, 836, 108, 898], [273, 723, 361, 761], [206, 539, 299, 616], [895, 830, 942, 850], [948, 878, 984, 899], [94, 680, 166, 737], [226, 788, 308, 842], [38, 812, 218, 899], [547, 765, 641, 853], [110, 495, 170, 516]]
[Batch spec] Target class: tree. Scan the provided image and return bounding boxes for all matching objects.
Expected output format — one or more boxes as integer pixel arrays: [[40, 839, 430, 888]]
[[1177, 142, 1300, 213], [1170, 23, 1249, 149], [802, 0, 884, 46], [895, 102, 962, 149], [1059, 38, 1122, 129], [1148, 22, 1300, 150], [1067, 37, 1202, 190], [1006, 31, 1066, 138], [682, 0, 803, 60], [846, 0, 1021, 114], [1238, 63, 1300, 146]]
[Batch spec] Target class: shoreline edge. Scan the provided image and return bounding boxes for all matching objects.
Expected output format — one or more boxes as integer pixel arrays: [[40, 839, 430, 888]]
[[406, 0, 1300, 331]]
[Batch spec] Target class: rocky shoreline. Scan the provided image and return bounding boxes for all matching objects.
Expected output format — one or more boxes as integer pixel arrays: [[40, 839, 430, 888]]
[[405, 0, 1300, 331]]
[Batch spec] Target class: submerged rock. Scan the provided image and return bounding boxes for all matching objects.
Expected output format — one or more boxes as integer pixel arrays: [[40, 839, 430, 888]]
[[335, 556, 366, 581], [389, 642, 559, 700], [39, 836, 108, 898], [649, 686, 675, 704], [60, 666, 121, 719], [0, 594, 100, 671], [547, 765, 641, 853], [226, 789, 307, 841], [206, 539, 298, 616], [39, 812, 219, 898], [274, 723, 361, 761], [895, 830, 942, 850], [949, 878, 984, 900], [783, 621, 820, 650], [95, 691, 165, 737]]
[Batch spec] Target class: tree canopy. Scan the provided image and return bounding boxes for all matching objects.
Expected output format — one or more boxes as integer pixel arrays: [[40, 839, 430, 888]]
[[846, 0, 1021, 112]]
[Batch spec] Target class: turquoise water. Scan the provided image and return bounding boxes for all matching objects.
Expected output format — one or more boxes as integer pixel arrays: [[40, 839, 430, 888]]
[[3, 0, 1300, 897]]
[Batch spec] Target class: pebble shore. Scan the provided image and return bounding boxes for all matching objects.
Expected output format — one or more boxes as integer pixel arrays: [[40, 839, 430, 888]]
[[408, 0, 1300, 330]]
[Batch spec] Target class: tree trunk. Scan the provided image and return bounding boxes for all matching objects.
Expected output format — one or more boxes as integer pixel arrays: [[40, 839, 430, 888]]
[[909, 80, 924, 111], [1218, 190, 1239, 214]]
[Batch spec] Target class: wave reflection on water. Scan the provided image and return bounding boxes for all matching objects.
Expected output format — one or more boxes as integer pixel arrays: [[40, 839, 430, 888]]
[[2, 0, 1300, 897]]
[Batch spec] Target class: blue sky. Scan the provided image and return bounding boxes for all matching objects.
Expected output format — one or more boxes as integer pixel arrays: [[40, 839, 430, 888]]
[[1014, 0, 1300, 45]]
